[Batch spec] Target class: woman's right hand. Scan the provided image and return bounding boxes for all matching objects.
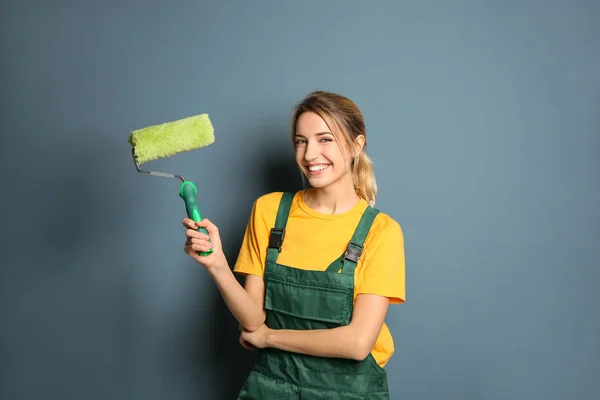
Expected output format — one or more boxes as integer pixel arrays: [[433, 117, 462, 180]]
[[239, 324, 257, 351], [182, 217, 227, 271]]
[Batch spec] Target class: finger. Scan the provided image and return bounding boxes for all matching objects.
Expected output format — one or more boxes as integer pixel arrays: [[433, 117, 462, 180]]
[[239, 336, 256, 350], [196, 218, 218, 235], [185, 229, 210, 240], [189, 243, 212, 253], [184, 240, 211, 252], [190, 239, 214, 251], [184, 243, 196, 255], [196, 219, 221, 247], [190, 237, 212, 248], [182, 218, 197, 229], [242, 342, 255, 350]]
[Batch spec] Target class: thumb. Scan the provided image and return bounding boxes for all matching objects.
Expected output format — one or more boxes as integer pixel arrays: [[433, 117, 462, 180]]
[[196, 219, 220, 244]]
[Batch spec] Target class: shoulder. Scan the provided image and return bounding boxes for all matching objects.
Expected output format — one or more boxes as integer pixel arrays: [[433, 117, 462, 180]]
[[368, 209, 404, 244], [360, 208, 405, 269], [253, 191, 288, 211], [251, 191, 299, 219]]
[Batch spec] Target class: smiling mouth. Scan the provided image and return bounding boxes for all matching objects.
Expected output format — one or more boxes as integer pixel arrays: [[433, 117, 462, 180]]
[[306, 164, 330, 174]]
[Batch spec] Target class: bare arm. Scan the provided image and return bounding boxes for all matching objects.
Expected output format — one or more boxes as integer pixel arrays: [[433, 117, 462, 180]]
[[244, 294, 389, 360], [183, 218, 265, 332], [208, 267, 266, 331]]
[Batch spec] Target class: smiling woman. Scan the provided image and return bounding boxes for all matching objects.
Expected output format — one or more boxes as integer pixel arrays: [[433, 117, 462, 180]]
[[182, 90, 406, 399], [291, 91, 377, 210]]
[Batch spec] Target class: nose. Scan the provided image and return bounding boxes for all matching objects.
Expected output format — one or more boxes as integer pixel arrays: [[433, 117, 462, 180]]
[[304, 140, 318, 161]]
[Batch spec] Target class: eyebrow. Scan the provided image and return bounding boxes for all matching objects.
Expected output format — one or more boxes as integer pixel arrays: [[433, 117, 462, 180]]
[[295, 132, 333, 137]]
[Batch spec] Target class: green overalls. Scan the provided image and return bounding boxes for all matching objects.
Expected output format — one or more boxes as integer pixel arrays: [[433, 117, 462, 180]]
[[237, 192, 390, 399]]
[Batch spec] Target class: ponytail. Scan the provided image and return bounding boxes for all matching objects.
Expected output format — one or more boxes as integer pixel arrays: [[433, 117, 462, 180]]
[[353, 151, 377, 206]]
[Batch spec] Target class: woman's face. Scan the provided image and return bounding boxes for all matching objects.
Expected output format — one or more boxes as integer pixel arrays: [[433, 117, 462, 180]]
[[294, 111, 353, 189]]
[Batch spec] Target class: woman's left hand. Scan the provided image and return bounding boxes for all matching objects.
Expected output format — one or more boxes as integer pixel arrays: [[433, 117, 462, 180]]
[[240, 323, 272, 349]]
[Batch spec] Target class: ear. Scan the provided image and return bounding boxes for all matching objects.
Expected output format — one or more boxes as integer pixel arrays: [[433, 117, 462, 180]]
[[353, 135, 366, 157]]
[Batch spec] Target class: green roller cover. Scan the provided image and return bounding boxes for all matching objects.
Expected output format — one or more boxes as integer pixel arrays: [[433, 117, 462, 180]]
[[129, 113, 215, 164]]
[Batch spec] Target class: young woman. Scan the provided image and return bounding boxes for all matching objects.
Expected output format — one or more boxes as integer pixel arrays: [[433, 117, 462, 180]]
[[183, 90, 406, 399]]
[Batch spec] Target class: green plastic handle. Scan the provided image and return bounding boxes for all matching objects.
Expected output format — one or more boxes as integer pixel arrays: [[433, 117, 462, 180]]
[[179, 181, 213, 256]]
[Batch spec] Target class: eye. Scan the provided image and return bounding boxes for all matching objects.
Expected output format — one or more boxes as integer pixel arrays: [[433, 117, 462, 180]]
[[295, 138, 306, 146], [319, 137, 333, 143]]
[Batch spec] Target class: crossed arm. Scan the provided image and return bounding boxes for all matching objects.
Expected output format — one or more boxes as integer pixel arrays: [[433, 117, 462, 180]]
[[185, 218, 391, 362], [237, 274, 389, 361]]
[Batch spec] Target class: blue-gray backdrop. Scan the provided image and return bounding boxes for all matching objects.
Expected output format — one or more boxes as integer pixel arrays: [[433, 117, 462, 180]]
[[1, 1, 599, 399]]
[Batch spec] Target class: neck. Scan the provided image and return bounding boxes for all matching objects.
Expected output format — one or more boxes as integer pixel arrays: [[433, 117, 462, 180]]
[[304, 175, 360, 215]]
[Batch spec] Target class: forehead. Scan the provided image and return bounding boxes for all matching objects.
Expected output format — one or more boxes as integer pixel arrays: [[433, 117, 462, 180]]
[[295, 111, 332, 136]]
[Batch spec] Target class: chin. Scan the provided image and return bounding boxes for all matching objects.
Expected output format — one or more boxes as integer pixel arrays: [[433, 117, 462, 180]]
[[304, 175, 339, 189], [306, 181, 327, 189]]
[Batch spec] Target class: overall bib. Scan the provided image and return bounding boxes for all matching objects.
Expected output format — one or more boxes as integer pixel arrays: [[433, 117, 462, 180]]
[[237, 192, 390, 399]]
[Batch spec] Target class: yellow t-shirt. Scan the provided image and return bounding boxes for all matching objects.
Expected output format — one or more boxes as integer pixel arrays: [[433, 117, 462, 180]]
[[233, 190, 406, 367]]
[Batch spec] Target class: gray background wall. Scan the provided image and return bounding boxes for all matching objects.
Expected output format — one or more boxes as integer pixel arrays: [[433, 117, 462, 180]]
[[1, 1, 599, 399]]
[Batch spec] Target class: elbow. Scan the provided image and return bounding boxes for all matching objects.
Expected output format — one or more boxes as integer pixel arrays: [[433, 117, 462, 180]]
[[242, 315, 266, 332], [243, 322, 262, 332], [350, 336, 375, 361]]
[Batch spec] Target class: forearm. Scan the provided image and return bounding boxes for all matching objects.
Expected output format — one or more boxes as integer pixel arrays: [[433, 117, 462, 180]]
[[208, 264, 265, 331], [265, 325, 368, 361]]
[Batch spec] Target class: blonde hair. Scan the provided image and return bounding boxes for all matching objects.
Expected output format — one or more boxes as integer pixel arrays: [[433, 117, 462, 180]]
[[290, 90, 377, 206]]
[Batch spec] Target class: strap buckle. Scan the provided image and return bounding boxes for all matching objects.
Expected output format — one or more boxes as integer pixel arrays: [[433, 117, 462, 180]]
[[268, 228, 285, 252], [344, 241, 363, 263]]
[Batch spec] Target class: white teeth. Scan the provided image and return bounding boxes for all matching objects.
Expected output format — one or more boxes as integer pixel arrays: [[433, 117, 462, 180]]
[[308, 164, 329, 172]]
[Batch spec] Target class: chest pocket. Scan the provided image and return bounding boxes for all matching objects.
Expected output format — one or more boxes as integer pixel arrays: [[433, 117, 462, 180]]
[[264, 275, 353, 326]]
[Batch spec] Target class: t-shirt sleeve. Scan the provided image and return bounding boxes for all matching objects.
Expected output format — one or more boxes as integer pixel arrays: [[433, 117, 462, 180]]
[[356, 220, 406, 304], [233, 197, 270, 277]]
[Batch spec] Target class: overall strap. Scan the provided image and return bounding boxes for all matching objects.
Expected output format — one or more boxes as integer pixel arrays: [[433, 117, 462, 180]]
[[339, 206, 380, 276], [266, 192, 295, 265]]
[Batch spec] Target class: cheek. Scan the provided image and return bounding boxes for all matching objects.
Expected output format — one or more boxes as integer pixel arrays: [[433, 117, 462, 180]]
[[295, 149, 304, 165], [327, 149, 348, 168]]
